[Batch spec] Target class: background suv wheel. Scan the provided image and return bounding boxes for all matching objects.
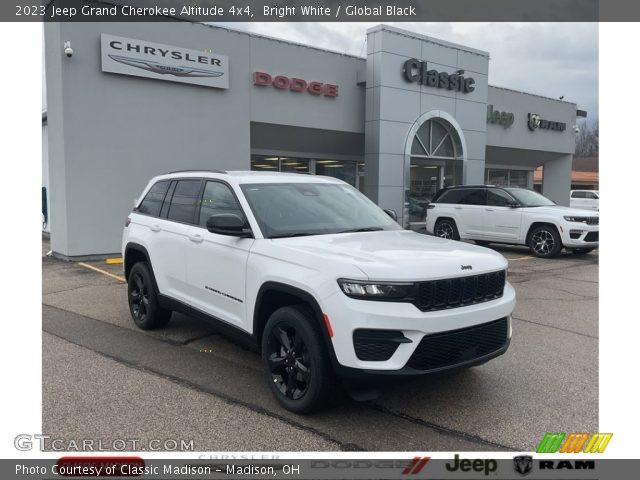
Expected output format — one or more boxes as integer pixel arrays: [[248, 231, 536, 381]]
[[528, 225, 562, 258], [434, 219, 460, 241], [261, 306, 333, 413], [127, 262, 172, 329]]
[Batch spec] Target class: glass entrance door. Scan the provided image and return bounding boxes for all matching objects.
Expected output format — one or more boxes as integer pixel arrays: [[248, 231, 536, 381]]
[[408, 160, 442, 228]]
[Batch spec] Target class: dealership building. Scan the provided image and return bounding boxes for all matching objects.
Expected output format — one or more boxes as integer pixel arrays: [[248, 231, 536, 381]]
[[44, 22, 584, 258]]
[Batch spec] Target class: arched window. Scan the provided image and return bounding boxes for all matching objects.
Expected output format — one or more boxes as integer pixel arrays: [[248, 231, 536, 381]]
[[410, 118, 463, 160]]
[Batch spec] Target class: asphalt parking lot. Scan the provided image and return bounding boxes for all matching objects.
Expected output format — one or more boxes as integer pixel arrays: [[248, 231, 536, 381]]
[[42, 236, 598, 452]]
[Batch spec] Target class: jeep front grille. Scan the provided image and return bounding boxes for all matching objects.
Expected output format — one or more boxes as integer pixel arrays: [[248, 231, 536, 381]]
[[414, 270, 506, 312]]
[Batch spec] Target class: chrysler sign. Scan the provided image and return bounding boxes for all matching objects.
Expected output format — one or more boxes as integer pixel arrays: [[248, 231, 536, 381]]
[[101, 34, 229, 89]]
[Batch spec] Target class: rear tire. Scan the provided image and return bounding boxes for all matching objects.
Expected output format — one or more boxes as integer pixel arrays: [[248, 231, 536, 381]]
[[127, 262, 171, 330], [434, 219, 460, 241], [261, 306, 333, 413], [528, 225, 562, 258]]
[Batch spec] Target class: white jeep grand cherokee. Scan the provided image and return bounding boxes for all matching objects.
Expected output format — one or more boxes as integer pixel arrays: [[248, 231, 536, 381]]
[[426, 186, 599, 258], [122, 171, 515, 412]]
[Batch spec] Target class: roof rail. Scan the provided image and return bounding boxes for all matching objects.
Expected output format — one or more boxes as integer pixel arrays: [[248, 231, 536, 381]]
[[164, 169, 227, 174]]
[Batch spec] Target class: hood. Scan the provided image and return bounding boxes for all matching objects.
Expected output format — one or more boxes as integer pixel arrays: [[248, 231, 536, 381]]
[[522, 205, 599, 217], [269, 230, 508, 281]]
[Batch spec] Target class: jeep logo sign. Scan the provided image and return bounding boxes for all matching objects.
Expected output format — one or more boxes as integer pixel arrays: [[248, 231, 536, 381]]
[[487, 105, 514, 128], [403, 59, 476, 93]]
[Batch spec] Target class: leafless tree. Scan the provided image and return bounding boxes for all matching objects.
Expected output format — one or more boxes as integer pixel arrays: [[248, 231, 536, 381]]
[[575, 120, 598, 157]]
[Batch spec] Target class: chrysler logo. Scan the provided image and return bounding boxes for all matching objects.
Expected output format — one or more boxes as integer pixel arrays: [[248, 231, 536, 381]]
[[108, 55, 224, 78]]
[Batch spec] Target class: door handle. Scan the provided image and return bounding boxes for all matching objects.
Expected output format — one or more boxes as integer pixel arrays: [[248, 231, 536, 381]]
[[485, 208, 494, 211], [454, 206, 462, 210], [150, 224, 161, 232], [189, 233, 203, 243]]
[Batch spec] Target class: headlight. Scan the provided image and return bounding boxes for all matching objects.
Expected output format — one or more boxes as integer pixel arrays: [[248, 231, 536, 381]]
[[337, 279, 414, 300], [564, 216, 587, 223]]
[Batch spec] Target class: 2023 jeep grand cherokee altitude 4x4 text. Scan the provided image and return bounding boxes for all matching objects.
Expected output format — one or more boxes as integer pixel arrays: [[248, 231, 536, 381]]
[[122, 171, 515, 412]]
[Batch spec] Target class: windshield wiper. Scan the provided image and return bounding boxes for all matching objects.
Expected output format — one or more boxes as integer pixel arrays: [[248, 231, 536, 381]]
[[337, 227, 385, 233], [268, 232, 318, 239]]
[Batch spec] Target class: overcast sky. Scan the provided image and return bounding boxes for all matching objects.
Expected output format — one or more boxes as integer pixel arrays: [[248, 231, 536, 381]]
[[219, 22, 598, 123]]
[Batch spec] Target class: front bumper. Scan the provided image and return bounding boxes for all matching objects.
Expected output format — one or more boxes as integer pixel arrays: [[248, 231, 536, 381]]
[[560, 222, 599, 248], [321, 282, 515, 374]]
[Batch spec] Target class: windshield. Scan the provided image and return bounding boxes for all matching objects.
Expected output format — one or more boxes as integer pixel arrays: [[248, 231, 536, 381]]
[[240, 182, 400, 238], [505, 188, 556, 207]]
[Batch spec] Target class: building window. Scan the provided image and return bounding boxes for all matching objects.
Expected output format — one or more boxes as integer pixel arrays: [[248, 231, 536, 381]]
[[251, 155, 362, 188], [485, 168, 530, 188], [316, 160, 356, 186]]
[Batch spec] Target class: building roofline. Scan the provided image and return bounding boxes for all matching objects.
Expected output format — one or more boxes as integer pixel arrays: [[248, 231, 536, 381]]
[[367, 24, 490, 58], [198, 22, 366, 61], [489, 84, 578, 106]]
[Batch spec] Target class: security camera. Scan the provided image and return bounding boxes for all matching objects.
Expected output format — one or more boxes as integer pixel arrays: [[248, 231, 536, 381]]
[[574, 126, 580, 134], [63, 41, 73, 58]]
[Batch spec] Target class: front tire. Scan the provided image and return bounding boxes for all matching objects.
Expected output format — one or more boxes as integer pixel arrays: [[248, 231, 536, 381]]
[[434, 219, 460, 241], [261, 306, 333, 413], [127, 262, 171, 330], [528, 225, 562, 258]]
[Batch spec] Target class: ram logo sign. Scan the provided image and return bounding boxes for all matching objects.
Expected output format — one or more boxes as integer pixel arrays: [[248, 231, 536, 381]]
[[536, 432, 612, 453]]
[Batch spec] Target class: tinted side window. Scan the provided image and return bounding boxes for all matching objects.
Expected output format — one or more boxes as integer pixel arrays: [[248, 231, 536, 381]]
[[487, 189, 515, 207], [138, 181, 170, 217], [459, 189, 486, 205], [159, 181, 176, 218], [166, 180, 201, 224], [585, 191, 598, 199], [572, 191, 586, 198], [437, 189, 464, 204], [199, 182, 244, 226]]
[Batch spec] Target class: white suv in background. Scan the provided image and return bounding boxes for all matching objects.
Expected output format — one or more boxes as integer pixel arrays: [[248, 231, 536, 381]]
[[426, 186, 599, 258], [122, 171, 515, 412], [570, 190, 599, 211]]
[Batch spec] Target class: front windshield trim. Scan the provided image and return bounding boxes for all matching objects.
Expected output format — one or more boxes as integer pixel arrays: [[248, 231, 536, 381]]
[[240, 182, 401, 239]]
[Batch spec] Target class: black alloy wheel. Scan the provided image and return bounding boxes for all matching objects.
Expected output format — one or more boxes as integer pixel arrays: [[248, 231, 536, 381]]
[[266, 323, 311, 401], [127, 262, 171, 329], [261, 306, 333, 413]]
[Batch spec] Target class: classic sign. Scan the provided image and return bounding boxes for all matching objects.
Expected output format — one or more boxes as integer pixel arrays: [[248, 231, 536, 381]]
[[101, 34, 229, 89], [403, 59, 476, 93]]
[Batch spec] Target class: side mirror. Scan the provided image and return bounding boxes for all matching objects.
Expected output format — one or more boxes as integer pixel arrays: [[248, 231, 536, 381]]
[[206, 214, 252, 237], [507, 201, 521, 208], [383, 209, 398, 221]]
